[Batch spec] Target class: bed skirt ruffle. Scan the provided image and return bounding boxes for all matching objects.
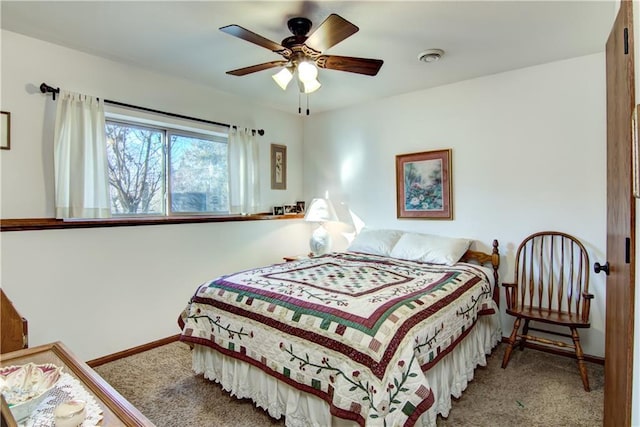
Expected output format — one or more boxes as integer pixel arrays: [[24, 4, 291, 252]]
[[192, 304, 501, 427]]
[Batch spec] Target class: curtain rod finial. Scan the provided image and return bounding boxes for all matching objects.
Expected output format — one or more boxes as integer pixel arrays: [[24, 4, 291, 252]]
[[40, 82, 60, 100]]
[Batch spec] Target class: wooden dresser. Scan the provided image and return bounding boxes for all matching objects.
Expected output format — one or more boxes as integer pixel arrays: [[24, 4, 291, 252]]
[[0, 289, 28, 354], [1, 342, 154, 426]]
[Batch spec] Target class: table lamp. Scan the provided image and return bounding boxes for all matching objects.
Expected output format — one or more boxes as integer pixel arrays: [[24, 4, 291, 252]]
[[304, 198, 338, 255]]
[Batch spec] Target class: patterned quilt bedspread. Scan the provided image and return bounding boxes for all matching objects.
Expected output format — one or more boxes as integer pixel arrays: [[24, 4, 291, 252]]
[[178, 252, 495, 426]]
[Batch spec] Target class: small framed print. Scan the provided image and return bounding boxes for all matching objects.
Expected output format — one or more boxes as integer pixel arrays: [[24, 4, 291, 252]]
[[271, 144, 287, 190], [1, 112, 10, 150], [273, 206, 284, 215], [284, 204, 297, 215], [296, 201, 306, 214]]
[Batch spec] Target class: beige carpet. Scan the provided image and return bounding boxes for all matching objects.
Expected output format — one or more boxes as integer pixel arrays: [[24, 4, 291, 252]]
[[94, 341, 603, 426]]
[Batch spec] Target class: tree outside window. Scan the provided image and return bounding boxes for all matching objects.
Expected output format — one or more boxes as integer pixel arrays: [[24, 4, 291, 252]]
[[106, 120, 229, 216]]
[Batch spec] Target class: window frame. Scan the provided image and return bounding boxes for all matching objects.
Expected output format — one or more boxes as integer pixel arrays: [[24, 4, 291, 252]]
[[166, 127, 229, 216], [105, 114, 231, 218]]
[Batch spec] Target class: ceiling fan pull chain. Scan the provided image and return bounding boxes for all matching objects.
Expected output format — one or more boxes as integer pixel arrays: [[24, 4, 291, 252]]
[[306, 94, 310, 116], [298, 92, 302, 114]]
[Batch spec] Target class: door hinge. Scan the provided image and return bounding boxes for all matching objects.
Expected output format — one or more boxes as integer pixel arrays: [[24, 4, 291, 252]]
[[626, 237, 631, 264], [624, 27, 629, 55]]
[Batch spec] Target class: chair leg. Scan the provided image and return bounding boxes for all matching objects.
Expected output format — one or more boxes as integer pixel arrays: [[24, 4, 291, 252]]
[[502, 317, 521, 369], [570, 328, 590, 392], [519, 319, 530, 351]]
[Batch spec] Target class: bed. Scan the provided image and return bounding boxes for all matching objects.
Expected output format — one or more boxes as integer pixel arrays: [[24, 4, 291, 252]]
[[178, 230, 501, 427]]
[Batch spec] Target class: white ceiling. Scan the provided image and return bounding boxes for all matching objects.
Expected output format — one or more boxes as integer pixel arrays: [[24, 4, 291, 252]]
[[1, 1, 617, 114]]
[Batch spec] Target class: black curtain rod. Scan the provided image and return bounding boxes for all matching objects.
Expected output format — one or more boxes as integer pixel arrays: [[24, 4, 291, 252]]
[[39, 83, 265, 136]]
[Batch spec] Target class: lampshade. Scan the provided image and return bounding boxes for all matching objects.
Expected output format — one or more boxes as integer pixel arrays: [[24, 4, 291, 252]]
[[299, 78, 321, 94], [304, 198, 338, 223], [297, 61, 318, 82], [272, 67, 293, 90], [272, 62, 321, 98]]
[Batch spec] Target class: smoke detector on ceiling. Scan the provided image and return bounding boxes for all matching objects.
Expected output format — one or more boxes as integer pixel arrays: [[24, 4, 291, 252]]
[[418, 49, 445, 63]]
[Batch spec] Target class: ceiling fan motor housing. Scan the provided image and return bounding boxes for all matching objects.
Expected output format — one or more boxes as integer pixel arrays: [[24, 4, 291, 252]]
[[287, 17, 312, 36], [282, 36, 308, 49], [282, 17, 314, 50]]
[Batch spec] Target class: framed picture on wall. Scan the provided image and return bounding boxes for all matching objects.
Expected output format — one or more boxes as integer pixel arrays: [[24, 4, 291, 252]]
[[396, 149, 452, 219], [1, 111, 10, 150], [271, 144, 287, 190]]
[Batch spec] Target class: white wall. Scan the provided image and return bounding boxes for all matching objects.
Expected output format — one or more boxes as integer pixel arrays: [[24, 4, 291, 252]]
[[0, 29, 613, 364], [304, 53, 607, 358], [0, 30, 309, 360], [1, 220, 309, 359], [0, 30, 304, 218]]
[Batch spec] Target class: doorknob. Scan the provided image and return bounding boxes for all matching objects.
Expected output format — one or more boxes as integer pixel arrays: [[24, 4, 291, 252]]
[[594, 262, 610, 275]]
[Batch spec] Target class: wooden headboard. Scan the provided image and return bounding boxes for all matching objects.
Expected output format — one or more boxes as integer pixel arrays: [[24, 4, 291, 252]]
[[459, 239, 500, 304]]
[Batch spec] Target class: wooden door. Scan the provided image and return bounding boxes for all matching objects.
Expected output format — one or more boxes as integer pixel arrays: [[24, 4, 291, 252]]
[[604, 1, 635, 425]]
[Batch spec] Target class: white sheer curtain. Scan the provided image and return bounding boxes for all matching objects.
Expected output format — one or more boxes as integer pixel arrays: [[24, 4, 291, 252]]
[[53, 90, 111, 219], [228, 126, 261, 214]]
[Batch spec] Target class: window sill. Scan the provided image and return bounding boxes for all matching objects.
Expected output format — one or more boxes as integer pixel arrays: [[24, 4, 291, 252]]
[[0, 213, 305, 232]]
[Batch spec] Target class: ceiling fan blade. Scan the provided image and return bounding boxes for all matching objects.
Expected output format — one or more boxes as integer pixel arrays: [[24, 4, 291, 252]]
[[316, 55, 383, 76], [304, 14, 359, 53], [226, 60, 289, 76], [220, 25, 291, 56]]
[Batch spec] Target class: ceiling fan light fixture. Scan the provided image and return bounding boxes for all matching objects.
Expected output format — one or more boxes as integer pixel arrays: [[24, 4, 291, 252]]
[[272, 67, 294, 90], [297, 61, 318, 82], [220, 14, 383, 113], [300, 78, 321, 94], [418, 49, 445, 63]]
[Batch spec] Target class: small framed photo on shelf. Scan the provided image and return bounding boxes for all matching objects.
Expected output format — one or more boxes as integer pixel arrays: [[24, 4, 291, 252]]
[[296, 201, 306, 214], [284, 204, 297, 215], [273, 206, 284, 215]]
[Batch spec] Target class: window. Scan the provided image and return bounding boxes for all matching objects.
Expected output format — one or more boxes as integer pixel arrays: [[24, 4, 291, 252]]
[[105, 119, 229, 216]]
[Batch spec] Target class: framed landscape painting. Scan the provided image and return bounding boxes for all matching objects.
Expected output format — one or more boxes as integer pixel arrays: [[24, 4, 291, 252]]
[[396, 149, 452, 219]]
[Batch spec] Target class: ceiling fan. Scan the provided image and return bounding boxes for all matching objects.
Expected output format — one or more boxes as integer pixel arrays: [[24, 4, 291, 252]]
[[219, 14, 384, 96]]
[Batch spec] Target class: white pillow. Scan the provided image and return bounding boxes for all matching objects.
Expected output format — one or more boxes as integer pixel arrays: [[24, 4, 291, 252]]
[[347, 228, 404, 257], [389, 232, 472, 266]]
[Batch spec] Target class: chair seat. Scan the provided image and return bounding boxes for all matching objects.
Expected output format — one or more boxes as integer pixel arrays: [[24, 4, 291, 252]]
[[506, 306, 590, 328]]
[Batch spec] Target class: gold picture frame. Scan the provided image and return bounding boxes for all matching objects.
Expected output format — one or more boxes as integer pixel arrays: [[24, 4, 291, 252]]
[[271, 144, 287, 190], [396, 149, 452, 219], [1, 111, 10, 150]]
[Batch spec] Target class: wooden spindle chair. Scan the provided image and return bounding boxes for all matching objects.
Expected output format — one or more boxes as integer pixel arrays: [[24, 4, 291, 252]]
[[501, 231, 593, 391]]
